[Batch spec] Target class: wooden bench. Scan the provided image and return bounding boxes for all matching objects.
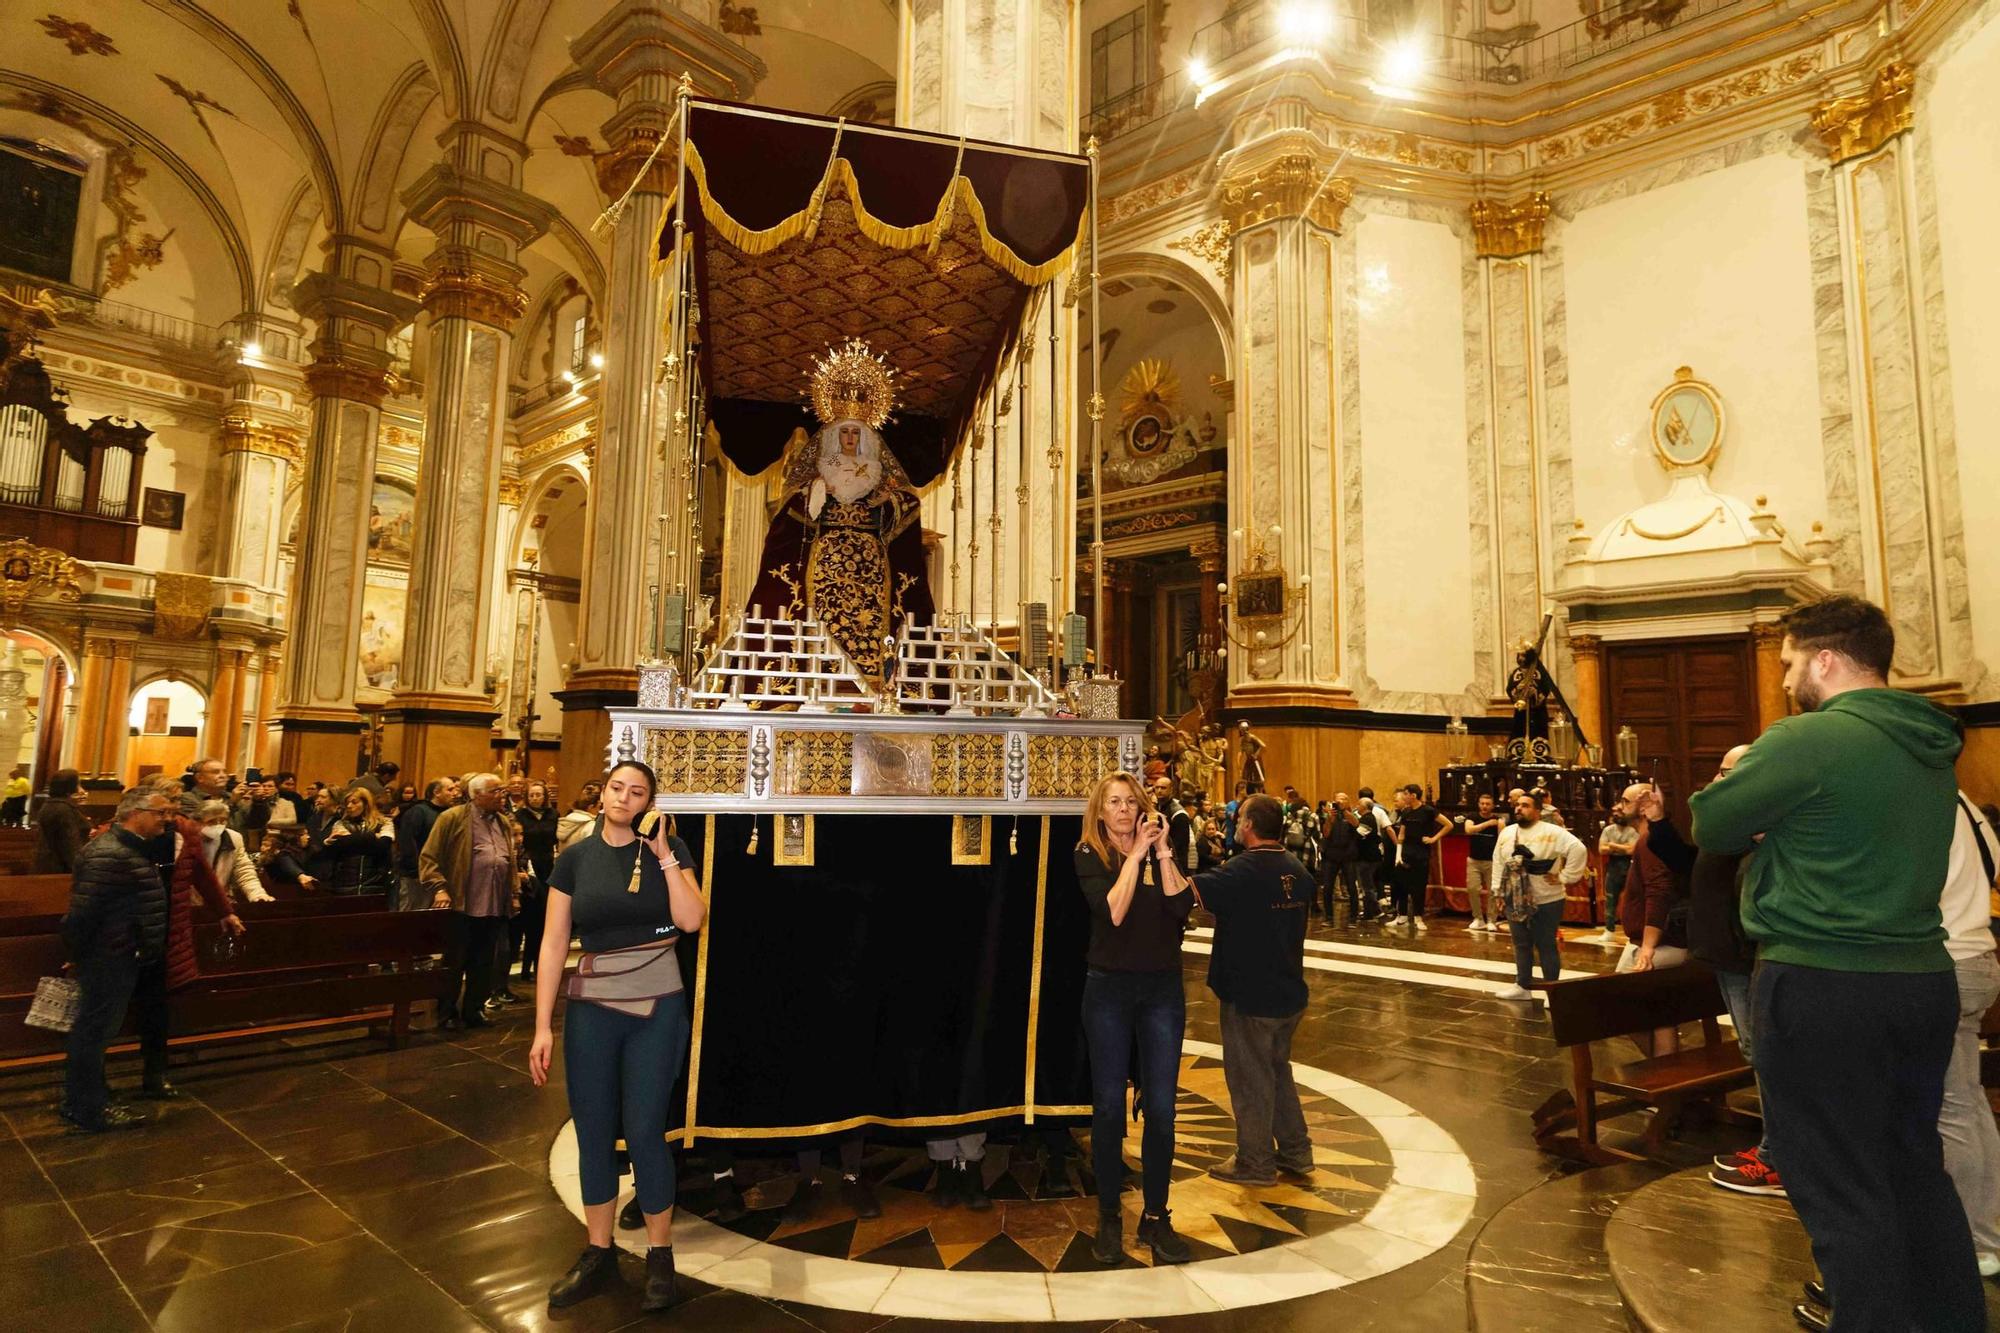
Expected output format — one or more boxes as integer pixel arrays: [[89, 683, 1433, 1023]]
[[1530, 961, 1756, 1164], [0, 872, 70, 919], [0, 905, 455, 1069]]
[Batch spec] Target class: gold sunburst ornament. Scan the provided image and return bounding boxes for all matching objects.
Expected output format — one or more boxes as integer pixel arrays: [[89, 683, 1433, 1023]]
[[1118, 357, 1183, 430], [810, 337, 897, 429]]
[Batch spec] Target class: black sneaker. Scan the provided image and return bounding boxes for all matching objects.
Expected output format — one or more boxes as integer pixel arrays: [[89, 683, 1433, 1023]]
[[957, 1160, 992, 1212], [1208, 1158, 1276, 1186], [1137, 1210, 1191, 1264], [711, 1173, 747, 1223], [783, 1178, 825, 1227], [134, 1080, 180, 1101], [618, 1196, 644, 1230], [640, 1245, 678, 1313], [839, 1175, 882, 1219], [58, 1103, 149, 1134], [1793, 1302, 1830, 1333], [1039, 1160, 1078, 1199], [1091, 1212, 1123, 1266], [547, 1244, 617, 1309], [1803, 1279, 1828, 1308]]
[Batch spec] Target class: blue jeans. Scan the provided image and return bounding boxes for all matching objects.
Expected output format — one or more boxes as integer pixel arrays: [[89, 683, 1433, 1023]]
[[1713, 967, 1773, 1166], [565, 990, 690, 1214], [63, 953, 139, 1121], [1082, 968, 1185, 1216], [1512, 899, 1563, 988], [1603, 857, 1630, 929]]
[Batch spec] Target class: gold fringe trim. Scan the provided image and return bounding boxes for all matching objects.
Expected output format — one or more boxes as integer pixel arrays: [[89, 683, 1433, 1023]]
[[676, 1104, 1095, 1143], [654, 138, 1084, 289], [1022, 814, 1049, 1124]]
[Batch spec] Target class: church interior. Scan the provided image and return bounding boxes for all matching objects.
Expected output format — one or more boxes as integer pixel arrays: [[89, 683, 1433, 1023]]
[[4, 0, 2000, 1329]]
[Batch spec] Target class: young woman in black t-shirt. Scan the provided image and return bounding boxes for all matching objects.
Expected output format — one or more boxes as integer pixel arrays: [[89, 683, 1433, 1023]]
[[1073, 771, 1195, 1267], [529, 761, 706, 1314]]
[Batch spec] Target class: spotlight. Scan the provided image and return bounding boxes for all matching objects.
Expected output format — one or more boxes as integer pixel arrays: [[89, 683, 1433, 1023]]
[[1276, 2, 1334, 45], [1378, 36, 1428, 89], [589, 350, 605, 370], [561, 370, 578, 386], [1188, 57, 1212, 89], [239, 341, 262, 362]]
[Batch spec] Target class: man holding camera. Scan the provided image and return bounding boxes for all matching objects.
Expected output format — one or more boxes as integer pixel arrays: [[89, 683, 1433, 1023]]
[[1490, 791, 1586, 1001], [1196, 794, 1314, 1186]]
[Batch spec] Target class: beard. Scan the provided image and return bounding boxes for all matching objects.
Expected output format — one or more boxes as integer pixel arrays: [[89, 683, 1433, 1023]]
[[1791, 673, 1824, 712]]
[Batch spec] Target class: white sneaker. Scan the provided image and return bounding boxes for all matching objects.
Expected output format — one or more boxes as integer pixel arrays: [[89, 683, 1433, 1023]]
[[1495, 984, 1534, 1000], [1413, 917, 1428, 932], [1388, 915, 1407, 927], [1979, 1252, 1999, 1278]]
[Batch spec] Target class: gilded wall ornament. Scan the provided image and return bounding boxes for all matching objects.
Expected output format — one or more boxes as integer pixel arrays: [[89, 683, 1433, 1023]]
[[1809, 61, 1916, 164], [1219, 155, 1353, 234], [0, 539, 90, 616], [152, 572, 212, 640], [719, 0, 762, 36], [1166, 220, 1233, 282], [218, 410, 304, 465], [37, 16, 116, 56], [303, 355, 395, 406], [1469, 192, 1553, 258]]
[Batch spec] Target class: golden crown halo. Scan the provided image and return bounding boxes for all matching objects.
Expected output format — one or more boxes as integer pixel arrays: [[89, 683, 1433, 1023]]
[[809, 337, 897, 429]]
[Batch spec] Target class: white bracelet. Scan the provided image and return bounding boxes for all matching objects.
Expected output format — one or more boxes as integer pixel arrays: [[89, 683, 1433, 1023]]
[[659, 858, 680, 871]]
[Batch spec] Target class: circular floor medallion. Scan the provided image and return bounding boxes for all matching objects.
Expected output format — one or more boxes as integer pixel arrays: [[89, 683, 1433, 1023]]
[[548, 1039, 1476, 1319]]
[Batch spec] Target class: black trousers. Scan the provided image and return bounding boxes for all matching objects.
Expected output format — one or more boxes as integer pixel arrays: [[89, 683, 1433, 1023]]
[[1753, 962, 1983, 1332], [1321, 857, 1357, 915], [514, 890, 547, 979], [132, 958, 170, 1084], [445, 913, 506, 1021], [1353, 862, 1381, 917], [63, 952, 138, 1119]]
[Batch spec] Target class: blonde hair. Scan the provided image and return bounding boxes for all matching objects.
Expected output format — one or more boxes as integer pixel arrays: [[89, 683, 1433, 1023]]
[[1077, 771, 1155, 873], [341, 785, 384, 831]]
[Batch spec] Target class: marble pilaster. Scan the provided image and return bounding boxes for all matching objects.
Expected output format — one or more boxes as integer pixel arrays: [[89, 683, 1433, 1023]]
[[216, 408, 303, 593], [277, 251, 416, 783]]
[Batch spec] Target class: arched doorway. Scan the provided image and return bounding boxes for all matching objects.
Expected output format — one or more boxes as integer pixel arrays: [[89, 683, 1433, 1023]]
[[0, 627, 73, 792], [123, 676, 206, 788], [1077, 261, 1233, 722]]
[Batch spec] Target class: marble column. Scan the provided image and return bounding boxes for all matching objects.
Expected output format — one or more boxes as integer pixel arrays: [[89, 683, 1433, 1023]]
[[70, 634, 115, 779], [1813, 63, 1965, 693], [1221, 144, 1349, 710], [1566, 632, 1604, 753], [563, 3, 762, 781], [276, 250, 417, 783], [1470, 193, 1554, 704], [1751, 622, 1789, 732], [903, 0, 1077, 649], [252, 647, 280, 772], [206, 641, 250, 770], [100, 638, 135, 782], [386, 150, 552, 781], [216, 410, 302, 593], [1193, 537, 1226, 716]]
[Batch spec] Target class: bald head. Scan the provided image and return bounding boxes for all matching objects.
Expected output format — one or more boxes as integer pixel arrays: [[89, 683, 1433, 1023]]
[[1718, 744, 1751, 778]]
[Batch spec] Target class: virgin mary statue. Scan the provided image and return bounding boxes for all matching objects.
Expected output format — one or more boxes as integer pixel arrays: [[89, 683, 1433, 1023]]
[[745, 339, 936, 677]]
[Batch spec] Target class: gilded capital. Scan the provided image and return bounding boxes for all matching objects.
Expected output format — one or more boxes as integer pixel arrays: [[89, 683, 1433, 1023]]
[[1567, 632, 1604, 661], [595, 131, 676, 199], [1470, 192, 1553, 258], [1810, 61, 1915, 164], [218, 410, 305, 465], [419, 265, 530, 331], [1749, 621, 1787, 647], [1220, 154, 1354, 234], [498, 476, 526, 507], [303, 354, 396, 406]]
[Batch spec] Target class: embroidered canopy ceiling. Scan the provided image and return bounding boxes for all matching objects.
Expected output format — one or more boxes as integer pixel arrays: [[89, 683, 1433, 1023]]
[[661, 99, 1091, 486]]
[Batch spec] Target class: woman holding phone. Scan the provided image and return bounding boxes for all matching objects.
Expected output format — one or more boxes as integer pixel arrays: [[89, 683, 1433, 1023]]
[[1074, 770, 1194, 1267], [529, 761, 705, 1314]]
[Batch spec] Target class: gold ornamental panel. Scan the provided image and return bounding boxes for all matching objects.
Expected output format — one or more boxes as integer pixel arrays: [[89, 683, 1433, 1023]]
[[648, 727, 750, 796], [938, 732, 1006, 799], [773, 730, 854, 797], [1027, 734, 1120, 800]]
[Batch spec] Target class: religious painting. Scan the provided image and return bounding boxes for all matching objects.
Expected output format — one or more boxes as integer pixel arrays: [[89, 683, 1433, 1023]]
[[367, 479, 417, 565], [142, 696, 169, 735], [1234, 570, 1287, 620], [1126, 414, 1166, 455], [1649, 367, 1725, 471], [141, 488, 184, 530], [0, 143, 84, 283], [359, 578, 406, 691]]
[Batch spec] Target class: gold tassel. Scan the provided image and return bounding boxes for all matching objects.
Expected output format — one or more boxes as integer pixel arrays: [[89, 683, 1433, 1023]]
[[746, 818, 760, 856], [1009, 817, 1019, 857], [927, 137, 968, 261], [801, 119, 846, 246]]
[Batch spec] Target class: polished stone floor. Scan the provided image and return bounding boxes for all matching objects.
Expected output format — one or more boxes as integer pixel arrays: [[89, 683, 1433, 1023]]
[[0, 915, 1962, 1331]]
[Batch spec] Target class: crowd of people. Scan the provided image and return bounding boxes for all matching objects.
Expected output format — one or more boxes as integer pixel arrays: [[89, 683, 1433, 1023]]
[[21, 591, 2000, 1327]]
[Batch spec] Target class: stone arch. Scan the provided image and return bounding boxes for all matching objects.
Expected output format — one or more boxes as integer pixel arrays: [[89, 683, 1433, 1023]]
[[1097, 250, 1234, 379]]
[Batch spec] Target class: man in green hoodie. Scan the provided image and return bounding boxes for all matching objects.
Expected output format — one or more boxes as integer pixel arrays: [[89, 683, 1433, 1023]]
[[1689, 595, 1979, 1332]]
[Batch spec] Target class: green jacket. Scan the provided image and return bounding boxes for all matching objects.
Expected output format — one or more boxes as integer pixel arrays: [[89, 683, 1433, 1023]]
[[1688, 687, 1961, 973]]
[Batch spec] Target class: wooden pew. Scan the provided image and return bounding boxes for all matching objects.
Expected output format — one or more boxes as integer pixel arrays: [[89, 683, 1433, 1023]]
[[1530, 962, 1755, 1164], [0, 905, 455, 1068], [0, 873, 70, 920]]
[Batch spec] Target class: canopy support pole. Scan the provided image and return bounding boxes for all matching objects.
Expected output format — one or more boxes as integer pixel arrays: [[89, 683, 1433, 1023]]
[[1085, 136, 1105, 675]]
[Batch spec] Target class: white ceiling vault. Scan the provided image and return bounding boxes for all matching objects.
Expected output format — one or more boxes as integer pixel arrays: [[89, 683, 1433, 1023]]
[[1, 1, 897, 347]]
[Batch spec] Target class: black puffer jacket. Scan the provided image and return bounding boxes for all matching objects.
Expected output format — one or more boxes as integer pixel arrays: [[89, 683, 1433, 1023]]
[[62, 827, 169, 965]]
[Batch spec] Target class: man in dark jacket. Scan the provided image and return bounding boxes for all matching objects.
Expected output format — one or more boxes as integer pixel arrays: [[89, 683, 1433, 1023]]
[[1196, 794, 1313, 1187], [31, 768, 90, 874], [1689, 595, 1978, 1333], [60, 786, 175, 1133], [395, 777, 456, 912]]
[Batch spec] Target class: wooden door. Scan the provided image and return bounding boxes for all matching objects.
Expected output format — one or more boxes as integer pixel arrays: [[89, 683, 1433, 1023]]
[[1604, 635, 1756, 827]]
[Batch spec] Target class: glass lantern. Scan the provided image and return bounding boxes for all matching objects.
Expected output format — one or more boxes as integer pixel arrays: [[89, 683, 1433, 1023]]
[[1547, 708, 1575, 768], [1615, 724, 1640, 770], [1444, 715, 1469, 766]]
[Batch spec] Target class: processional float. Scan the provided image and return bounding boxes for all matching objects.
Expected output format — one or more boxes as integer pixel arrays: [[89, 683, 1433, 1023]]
[[601, 93, 1135, 1144]]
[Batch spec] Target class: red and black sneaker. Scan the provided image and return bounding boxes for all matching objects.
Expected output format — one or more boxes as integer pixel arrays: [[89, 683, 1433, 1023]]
[[1709, 1152, 1786, 1197], [1711, 1145, 1762, 1173]]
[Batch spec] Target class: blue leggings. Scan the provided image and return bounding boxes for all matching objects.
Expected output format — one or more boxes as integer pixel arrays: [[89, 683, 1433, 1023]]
[[566, 991, 689, 1214], [1082, 968, 1185, 1215]]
